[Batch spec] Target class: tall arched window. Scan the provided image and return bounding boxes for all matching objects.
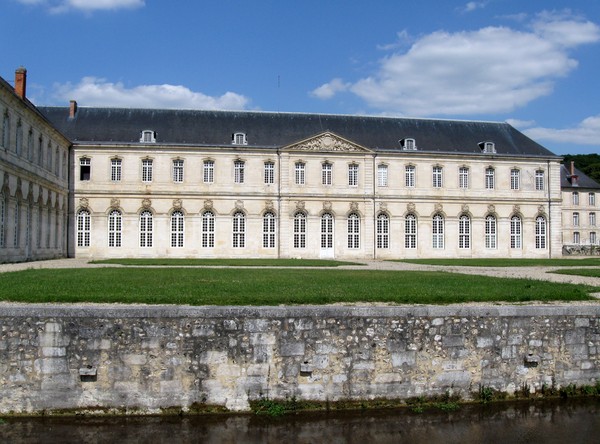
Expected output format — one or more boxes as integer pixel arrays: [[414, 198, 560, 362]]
[[0, 192, 5, 248], [108, 210, 122, 247], [77, 209, 91, 247], [405, 214, 417, 249], [293, 212, 306, 248], [320, 213, 334, 249], [432, 214, 444, 249], [140, 210, 153, 248], [376, 213, 389, 249], [485, 215, 497, 249], [202, 211, 215, 248], [347, 213, 360, 249], [13, 201, 20, 248], [510, 215, 522, 249], [2, 113, 10, 149], [458, 214, 470, 249], [263, 212, 276, 248], [232, 212, 245, 248], [535, 216, 546, 249], [171, 211, 184, 247]]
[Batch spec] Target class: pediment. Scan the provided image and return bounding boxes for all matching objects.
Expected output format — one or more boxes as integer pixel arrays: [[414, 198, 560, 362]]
[[283, 132, 371, 153]]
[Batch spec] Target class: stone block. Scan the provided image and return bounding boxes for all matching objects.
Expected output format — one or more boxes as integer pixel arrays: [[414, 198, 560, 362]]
[[199, 350, 228, 365], [280, 341, 305, 356], [121, 354, 148, 366], [442, 334, 464, 348], [574, 318, 590, 328], [35, 358, 68, 375], [435, 371, 471, 388], [41, 346, 66, 357], [476, 336, 494, 348], [391, 351, 416, 368]]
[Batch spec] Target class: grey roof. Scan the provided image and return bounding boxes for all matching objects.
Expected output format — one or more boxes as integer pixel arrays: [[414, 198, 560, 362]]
[[38, 106, 557, 157], [561, 164, 600, 189]]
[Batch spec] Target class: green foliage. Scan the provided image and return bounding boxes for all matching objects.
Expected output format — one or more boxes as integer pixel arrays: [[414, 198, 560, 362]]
[[91, 258, 362, 267], [398, 258, 600, 267], [251, 396, 306, 417], [478, 386, 497, 404], [552, 268, 600, 278], [562, 154, 600, 183]]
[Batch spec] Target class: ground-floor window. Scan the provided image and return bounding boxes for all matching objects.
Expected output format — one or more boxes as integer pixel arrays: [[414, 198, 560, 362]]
[[535, 216, 546, 249], [458, 214, 470, 249], [432, 214, 444, 249], [405, 214, 417, 249], [171, 211, 184, 247], [376, 213, 389, 249], [293, 212, 306, 248], [510, 215, 522, 249], [263, 212, 276, 248], [347, 213, 360, 249], [233, 212, 245, 248], [77, 209, 90, 247], [485, 215, 497, 249], [202, 211, 215, 248], [140, 210, 153, 247], [321, 213, 334, 249], [108, 210, 122, 247]]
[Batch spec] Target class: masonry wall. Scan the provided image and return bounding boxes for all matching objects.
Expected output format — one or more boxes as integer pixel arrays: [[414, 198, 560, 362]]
[[1, 304, 599, 414]]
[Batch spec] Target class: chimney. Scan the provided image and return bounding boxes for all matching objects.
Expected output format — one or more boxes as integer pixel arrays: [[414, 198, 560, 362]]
[[570, 161, 579, 186], [14, 67, 27, 99], [69, 100, 78, 119]]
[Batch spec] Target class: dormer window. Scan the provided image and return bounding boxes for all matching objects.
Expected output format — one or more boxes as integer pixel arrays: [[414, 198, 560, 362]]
[[232, 132, 247, 145], [401, 138, 416, 151], [479, 141, 496, 153], [140, 130, 156, 143]]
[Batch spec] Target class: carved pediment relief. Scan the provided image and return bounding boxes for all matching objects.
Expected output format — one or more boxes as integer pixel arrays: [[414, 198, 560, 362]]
[[284, 132, 371, 153]]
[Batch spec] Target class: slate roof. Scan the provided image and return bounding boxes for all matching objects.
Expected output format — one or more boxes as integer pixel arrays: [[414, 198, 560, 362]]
[[560, 164, 600, 189], [38, 106, 557, 157]]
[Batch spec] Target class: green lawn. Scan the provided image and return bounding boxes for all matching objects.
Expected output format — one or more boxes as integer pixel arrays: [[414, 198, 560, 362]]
[[396, 258, 600, 267], [550, 269, 600, 278], [90, 258, 362, 267], [0, 268, 597, 305]]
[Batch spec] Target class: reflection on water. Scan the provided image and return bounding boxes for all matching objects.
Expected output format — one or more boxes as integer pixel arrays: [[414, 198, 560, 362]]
[[1, 399, 599, 444]]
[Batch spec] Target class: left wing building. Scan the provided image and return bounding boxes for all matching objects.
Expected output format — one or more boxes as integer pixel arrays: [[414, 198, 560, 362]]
[[0, 68, 575, 262]]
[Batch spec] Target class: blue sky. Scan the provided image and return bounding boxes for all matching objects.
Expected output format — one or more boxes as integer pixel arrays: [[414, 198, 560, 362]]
[[1, 0, 599, 155]]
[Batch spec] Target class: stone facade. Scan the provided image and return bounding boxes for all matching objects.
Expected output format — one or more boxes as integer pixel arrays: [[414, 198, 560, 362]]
[[1, 304, 598, 414]]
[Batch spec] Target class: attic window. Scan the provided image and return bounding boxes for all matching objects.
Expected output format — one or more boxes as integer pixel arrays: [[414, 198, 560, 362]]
[[401, 138, 416, 151], [480, 141, 496, 154], [140, 130, 156, 143], [232, 132, 247, 145]]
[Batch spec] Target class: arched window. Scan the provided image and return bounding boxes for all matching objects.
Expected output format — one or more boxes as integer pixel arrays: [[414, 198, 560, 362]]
[[404, 214, 417, 249], [15, 120, 22, 155], [535, 216, 546, 249], [139, 210, 153, 248], [232, 212, 245, 248], [0, 192, 5, 248], [376, 213, 389, 249], [510, 215, 522, 249], [432, 214, 444, 249], [171, 211, 184, 247], [263, 212, 276, 248], [202, 211, 215, 248], [13, 201, 20, 248], [458, 214, 470, 249], [485, 215, 497, 249], [293, 212, 306, 248], [2, 113, 10, 148], [347, 213, 360, 249], [108, 210, 122, 247], [320, 213, 334, 249], [77, 209, 90, 247]]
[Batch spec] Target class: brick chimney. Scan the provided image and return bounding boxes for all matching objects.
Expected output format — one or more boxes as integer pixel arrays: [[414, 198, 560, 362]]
[[14, 67, 27, 99], [69, 100, 78, 119], [570, 161, 579, 186]]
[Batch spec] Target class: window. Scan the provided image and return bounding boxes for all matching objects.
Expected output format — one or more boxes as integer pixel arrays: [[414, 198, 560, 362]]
[[232, 212, 245, 247], [232, 132, 247, 145], [535, 216, 546, 249], [13, 201, 19, 248], [46, 207, 51, 248], [15, 121, 22, 155], [171, 211, 184, 247], [481, 141, 496, 153], [347, 213, 360, 249], [27, 130, 33, 161], [432, 166, 443, 188], [510, 216, 522, 249], [573, 192, 579, 205], [404, 214, 417, 249], [485, 215, 497, 249], [573, 231, 580, 244], [485, 167, 495, 189], [37, 137, 43, 166], [589, 193, 596, 206], [79, 157, 91, 181], [54, 147, 59, 175], [111, 158, 122, 182], [203, 160, 214, 184], [142, 159, 153, 182], [202, 211, 215, 248], [591, 232, 597, 245], [590, 212, 596, 227], [2, 113, 9, 148], [377, 164, 388, 187], [320, 213, 334, 249], [0, 192, 4, 248], [510, 169, 520, 190], [264, 161, 275, 184], [458, 215, 470, 249], [405, 165, 415, 187], [402, 138, 416, 150], [432, 214, 444, 249], [376, 213, 389, 249], [108, 210, 122, 247], [36, 204, 42, 249], [322, 162, 332, 185], [459, 167, 469, 189], [77, 209, 90, 247], [47, 142, 52, 170], [295, 162, 305, 185], [139, 210, 153, 247], [293, 212, 306, 248], [573, 212, 580, 227], [263, 212, 276, 248], [348, 164, 359, 187], [234, 160, 245, 184], [173, 159, 184, 183], [140, 130, 156, 143], [535, 170, 545, 191]]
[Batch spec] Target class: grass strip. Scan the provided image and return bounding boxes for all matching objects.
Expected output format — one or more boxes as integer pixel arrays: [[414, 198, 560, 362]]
[[90, 258, 363, 267], [396, 258, 600, 267], [0, 268, 596, 305], [550, 269, 600, 278]]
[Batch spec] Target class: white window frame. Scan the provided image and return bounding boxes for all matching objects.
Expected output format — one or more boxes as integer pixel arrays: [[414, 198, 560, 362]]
[[77, 209, 90, 248], [590, 232, 597, 245], [348, 164, 359, 187], [590, 212, 596, 227], [140, 130, 156, 143], [170, 211, 184, 248], [80, 157, 91, 181], [232, 212, 245, 248], [293, 212, 306, 248], [172, 159, 184, 183], [510, 169, 520, 190], [535, 216, 546, 249], [376, 213, 389, 249], [535, 170, 545, 191], [573, 212, 580, 227], [232, 132, 247, 145], [108, 210, 122, 247], [485, 215, 497, 249], [404, 214, 417, 249], [459, 167, 469, 189], [234, 160, 245, 184], [139, 210, 153, 248], [458, 214, 470, 249], [402, 138, 416, 150], [510, 216, 522, 249], [573, 231, 580, 244], [432, 214, 444, 249], [432, 166, 443, 188], [263, 212, 276, 248], [141, 159, 153, 183], [264, 161, 275, 185], [573, 192, 579, 206], [347, 213, 360, 249], [320, 213, 334, 249], [589, 193, 596, 206], [111, 158, 122, 182], [203, 160, 214, 184], [485, 167, 495, 190], [405, 165, 416, 188], [295, 162, 305, 185], [202, 211, 215, 248], [377, 164, 388, 187], [322, 162, 332, 186]]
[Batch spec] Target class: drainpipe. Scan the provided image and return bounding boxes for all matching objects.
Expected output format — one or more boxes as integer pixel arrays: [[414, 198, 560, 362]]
[[547, 159, 552, 258], [277, 149, 281, 259], [372, 153, 377, 260]]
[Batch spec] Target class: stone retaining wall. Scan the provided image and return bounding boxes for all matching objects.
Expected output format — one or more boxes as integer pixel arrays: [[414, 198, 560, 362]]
[[0, 304, 599, 413]]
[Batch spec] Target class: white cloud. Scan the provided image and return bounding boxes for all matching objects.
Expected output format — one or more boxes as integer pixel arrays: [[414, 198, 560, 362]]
[[314, 11, 600, 117], [505, 118, 536, 129], [16, 0, 144, 13], [53, 77, 250, 110], [462, 2, 486, 13], [525, 115, 600, 146]]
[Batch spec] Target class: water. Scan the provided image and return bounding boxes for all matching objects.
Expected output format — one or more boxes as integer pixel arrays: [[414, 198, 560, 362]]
[[1, 399, 598, 443]]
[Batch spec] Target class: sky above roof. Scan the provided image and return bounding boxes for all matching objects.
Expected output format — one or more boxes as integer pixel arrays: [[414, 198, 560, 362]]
[[1, 0, 599, 156]]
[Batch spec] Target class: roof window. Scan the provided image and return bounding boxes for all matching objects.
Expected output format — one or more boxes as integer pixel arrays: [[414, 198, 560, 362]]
[[232, 132, 247, 145], [400, 138, 417, 151], [479, 141, 496, 154], [140, 130, 156, 143]]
